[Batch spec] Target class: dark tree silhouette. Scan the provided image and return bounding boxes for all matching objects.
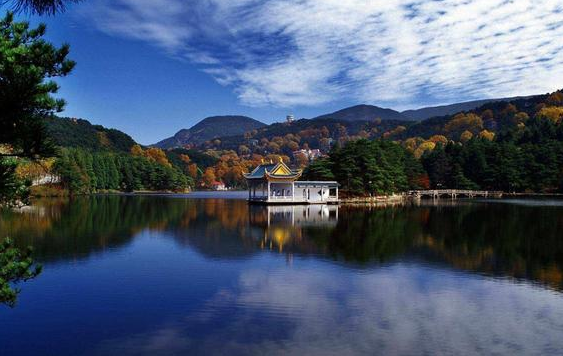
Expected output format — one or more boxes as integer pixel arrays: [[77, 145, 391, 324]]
[[1, 0, 81, 15]]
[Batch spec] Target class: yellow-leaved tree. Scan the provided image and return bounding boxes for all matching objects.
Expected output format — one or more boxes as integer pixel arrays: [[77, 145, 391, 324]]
[[444, 113, 483, 134], [144, 148, 172, 167], [479, 130, 495, 141], [429, 135, 448, 145], [460, 130, 474, 143], [414, 141, 436, 159], [536, 107, 563, 124]]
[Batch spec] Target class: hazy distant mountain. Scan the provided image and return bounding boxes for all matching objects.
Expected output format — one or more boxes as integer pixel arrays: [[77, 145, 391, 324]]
[[312, 104, 411, 122], [154, 115, 266, 148], [401, 97, 527, 121]]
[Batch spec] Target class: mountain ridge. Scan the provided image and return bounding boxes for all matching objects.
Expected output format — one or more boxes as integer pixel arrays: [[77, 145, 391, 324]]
[[401, 96, 529, 120], [45, 117, 137, 152], [151, 94, 548, 149], [312, 104, 411, 122], [154, 115, 266, 149]]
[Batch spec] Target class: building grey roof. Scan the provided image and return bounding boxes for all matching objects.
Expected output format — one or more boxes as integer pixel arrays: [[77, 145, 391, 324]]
[[245, 163, 277, 178], [244, 161, 302, 180]]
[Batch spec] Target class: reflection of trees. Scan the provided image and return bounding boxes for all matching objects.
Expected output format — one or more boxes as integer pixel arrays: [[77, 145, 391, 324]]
[[417, 203, 563, 290], [303, 206, 421, 263], [274, 202, 563, 290], [0, 196, 193, 262], [2, 196, 562, 290], [170, 199, 258, 259]]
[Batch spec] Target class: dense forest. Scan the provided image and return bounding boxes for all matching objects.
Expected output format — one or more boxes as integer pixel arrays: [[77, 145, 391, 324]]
[[16, 117, 195, 195], [303, 140, 426, 195], [53, 147, 190, 194], [201, 118, 411, 156], [422, 116, 563, 192]]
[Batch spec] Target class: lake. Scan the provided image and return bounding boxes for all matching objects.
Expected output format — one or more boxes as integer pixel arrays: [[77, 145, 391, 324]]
[[1, 194, 563, 355]]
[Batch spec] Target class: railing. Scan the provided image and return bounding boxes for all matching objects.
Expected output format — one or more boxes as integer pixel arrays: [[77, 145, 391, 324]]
[[407, 190, 503, 198], [268, 196, 294, 201], [249, 194, 339, 203]]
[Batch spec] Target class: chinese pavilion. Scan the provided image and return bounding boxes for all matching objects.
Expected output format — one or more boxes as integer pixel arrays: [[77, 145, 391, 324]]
[[244, 159, 338, 204]]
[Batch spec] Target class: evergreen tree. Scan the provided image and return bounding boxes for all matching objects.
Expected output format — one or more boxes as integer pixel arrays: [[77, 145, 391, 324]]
[[0, 13, 74, 205], [2, 0, 81, 15]]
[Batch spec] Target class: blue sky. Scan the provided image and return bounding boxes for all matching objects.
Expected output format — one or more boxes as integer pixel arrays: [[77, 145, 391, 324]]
[[18, 0, 563, 144]]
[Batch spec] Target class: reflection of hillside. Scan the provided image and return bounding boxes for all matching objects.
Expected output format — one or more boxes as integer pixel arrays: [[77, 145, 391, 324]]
[[415, 203, 563, 290], [303, 205, 421, 263], [2, 196, 562, 290], [0, 196, 193, 263], [248, 202, 563, 291], [168, 199, 258, 259]]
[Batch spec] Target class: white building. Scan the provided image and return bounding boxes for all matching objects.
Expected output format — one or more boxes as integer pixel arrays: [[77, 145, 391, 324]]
[[244, 159, 338, 204]]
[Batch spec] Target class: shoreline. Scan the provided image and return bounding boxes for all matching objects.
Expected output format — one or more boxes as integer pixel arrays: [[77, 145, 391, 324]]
[[27, 188, 563, 201]]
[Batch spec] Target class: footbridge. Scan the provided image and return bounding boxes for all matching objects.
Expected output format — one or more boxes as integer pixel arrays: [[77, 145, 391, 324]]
[[408, 189, 503, 199]]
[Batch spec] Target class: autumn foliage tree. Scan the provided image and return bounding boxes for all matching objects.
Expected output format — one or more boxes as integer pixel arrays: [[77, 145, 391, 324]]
[[202, 167, 216, 187]]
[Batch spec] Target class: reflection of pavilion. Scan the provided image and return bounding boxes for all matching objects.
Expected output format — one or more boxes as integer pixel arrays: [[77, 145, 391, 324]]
[[249, 205, 339, 252], [250, 205, 339, 227]]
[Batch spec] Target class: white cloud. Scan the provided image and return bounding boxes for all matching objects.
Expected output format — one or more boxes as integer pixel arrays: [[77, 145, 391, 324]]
[[82, 0, 563, 108], [88, 265, 563, 355]]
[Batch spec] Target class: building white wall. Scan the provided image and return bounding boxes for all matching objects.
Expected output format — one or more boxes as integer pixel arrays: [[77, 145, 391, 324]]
[[270, 183, 293, 198]]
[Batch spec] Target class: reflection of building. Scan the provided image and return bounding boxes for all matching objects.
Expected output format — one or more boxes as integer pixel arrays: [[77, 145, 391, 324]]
[[252, 205, 339, 227], [244, 159, 338, 204], [249, 204, 339, 252]]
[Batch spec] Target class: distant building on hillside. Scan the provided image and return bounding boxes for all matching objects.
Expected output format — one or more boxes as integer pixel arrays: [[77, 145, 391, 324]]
[[286, 114, 295, 123], [211, 181, 227, 191], [32, 174, 60, 186], [292, 148, 322, 161]]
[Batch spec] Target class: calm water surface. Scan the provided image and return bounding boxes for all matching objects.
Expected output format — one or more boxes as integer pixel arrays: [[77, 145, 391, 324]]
[[1, 194, 563, 355]]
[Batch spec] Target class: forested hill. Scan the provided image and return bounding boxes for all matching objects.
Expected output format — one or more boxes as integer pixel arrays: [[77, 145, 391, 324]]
[[399, 91, 561, 142], [150, 95, 546, 152], [154, 115, 266, 149], [308, 98, 516, 122], [313, 104, 410, 122], [169, 90, 563, 158], [200, 117, 412, 155], [43, 117, 192, 194], [46, 117, 136, 152], [401, 96, 525, 121]]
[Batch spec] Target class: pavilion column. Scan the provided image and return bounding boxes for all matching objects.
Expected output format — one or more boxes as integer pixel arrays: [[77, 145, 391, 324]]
[[336, 186, 339, 201], [267, 181, 270, 202], [292, 182, 295, 202]]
